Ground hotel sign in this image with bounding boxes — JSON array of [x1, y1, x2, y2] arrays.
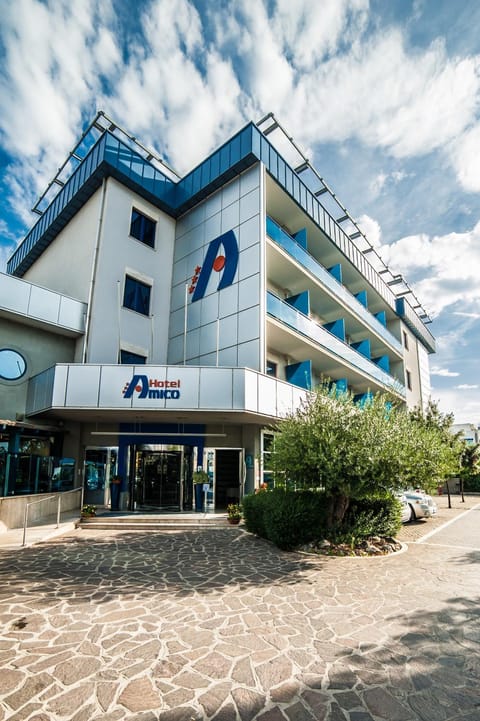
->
[[122, 375, 181, 400]]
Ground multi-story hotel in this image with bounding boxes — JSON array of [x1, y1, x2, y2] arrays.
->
[[0, 112, 435, 517]]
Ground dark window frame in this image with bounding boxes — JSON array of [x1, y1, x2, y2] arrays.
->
[[266, 360, 277, 377], [130, 208, 156, 248], [120, 350, 147, 364], [406, 369, 412, 391], [123, 275, 151, 316]]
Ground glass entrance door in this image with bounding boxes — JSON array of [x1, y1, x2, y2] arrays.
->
[[135, 450, 182, 510]]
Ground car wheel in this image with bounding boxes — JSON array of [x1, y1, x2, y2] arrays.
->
[[408, 503, 416, 521]]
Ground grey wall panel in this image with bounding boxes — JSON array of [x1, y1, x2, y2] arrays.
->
[[238, 275, 260, 312], [65, 366, 101, 406], [218, 346, 238, 367], [238, 306, 260, 343], [238, 339, 260, 370], [239, 244, 261, 281], [199, 368, 233, 408], [240, 188, 260, 224], [221, 201, 239, 233]]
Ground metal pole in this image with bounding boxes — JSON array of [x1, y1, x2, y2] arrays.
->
[[183, 283, 188, 364], [56, 495, 61, 528], [22, 504, 29, 547]]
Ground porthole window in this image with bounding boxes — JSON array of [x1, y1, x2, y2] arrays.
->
[[0, 348, 27, 380]]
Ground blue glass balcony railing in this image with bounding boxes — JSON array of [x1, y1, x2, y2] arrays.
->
[[267, 291, 405, 395], [266, 216, 403, 355]]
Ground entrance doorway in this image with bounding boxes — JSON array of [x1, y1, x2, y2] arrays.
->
[[134, 450, 182, 511], [207, 449, 243, 509]]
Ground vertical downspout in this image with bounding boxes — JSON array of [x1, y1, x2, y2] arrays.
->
[[82, 178, 108, 363]]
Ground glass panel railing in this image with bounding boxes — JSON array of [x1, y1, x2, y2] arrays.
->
[[266, 217, 403, 354], [267, 291, 405, 395]]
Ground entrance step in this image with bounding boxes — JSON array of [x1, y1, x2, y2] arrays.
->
[[76, 512, 233, 532]]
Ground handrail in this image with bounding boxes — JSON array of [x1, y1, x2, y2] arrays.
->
[[22, 487, 83, 547]]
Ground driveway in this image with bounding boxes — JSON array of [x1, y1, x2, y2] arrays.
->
[[1, 496, 479, 721]]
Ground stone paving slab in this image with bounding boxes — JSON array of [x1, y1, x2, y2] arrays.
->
[[0, 496, 479, 720]]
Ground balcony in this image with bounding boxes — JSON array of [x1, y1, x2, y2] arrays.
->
[[267, 292, 405, 397], [266, 217, 403, 357]]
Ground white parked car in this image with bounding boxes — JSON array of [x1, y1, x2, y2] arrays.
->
[[396, 493, 413, 523], [403, 490, 438, 520]]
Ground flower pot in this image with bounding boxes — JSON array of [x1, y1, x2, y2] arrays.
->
[[227, 517, 240, 525], [194, 483, 204, 512]]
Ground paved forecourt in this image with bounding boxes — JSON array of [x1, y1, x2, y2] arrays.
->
[[1, 495, 479, 721]]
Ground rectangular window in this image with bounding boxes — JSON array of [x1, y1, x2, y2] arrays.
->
[[266, 360, 277, 377], [130, 209, 156, 248], [406, 369, 412, 391], [403, 330, 409, 350], [120, 350, 147, 364], [123, 275, 151, 315]]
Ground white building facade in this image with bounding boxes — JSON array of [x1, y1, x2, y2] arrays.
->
[[1, 113, 435, 513]]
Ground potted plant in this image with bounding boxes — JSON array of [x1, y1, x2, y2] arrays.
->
[[193, 470, 209, 512], [227, 503, 242, 525], [81, 504, 96, 518]]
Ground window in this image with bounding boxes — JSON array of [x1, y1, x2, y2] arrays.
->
[[130, 209, 156, 248], [120, 350, 146, 364], [406, 369, 412, 391], [266, 360, 277, 377], [123, 275, 151, 315], [403, 331, 409, 350]]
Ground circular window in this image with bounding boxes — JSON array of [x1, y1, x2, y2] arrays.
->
[[0, 349, 27, 380]]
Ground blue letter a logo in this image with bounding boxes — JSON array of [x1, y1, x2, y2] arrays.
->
[[123, 375, 149, 399], [191, 230, 238, 302]]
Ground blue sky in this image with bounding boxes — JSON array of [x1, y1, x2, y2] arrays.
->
[[1, 0, 479, 424]]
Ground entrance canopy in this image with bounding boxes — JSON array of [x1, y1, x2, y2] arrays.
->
[[25, 364, 309, 425]]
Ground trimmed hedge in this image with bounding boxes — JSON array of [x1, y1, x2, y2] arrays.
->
[[242, 489, 402, 550]]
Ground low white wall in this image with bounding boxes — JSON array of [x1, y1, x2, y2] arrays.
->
[[0, 489, 83, 530]]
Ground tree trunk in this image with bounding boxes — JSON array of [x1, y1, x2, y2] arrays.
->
[[325, 492, 350, 528], [445, 479, 451, 509]]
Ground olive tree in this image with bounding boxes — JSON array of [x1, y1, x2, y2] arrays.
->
[[271, 385, 461, 527]]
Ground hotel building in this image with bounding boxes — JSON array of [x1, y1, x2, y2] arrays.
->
[[0, 112, 435, 517]]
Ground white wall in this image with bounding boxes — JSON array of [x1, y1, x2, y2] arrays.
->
[[22, 189, 100, 300], [86, 178, 176, 364], [168, 165, 264, 371]]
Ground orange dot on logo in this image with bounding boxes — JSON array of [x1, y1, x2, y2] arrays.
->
[[135, 385, 142, 392], [212, 255, 225, 272]]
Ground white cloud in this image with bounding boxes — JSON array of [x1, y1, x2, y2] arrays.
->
[[450, 123, 480, 192], [271, 0, 369, 70], [431, 368, 460, 377], [356, 214, 382, 248], [281, 30, 480, 163], [455, 384, 479, 390], [378, 221, 480, 315], [431, 387, 480, 425]]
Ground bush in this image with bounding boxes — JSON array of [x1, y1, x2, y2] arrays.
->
[[243, 488, 328, 550], [463, 475, 480, 492], [336, 495, 402, 542], [243, 489, 402, 551]]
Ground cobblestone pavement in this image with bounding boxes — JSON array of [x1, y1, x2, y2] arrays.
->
[[1, 496, 479, 721]]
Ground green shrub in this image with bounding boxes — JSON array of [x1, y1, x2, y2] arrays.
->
[[242, 490, 272, 537], [243, 489, 402, 551], [463, 475, 480, 492], [337, 495, 402, 542], [243, 488, 328, 550]]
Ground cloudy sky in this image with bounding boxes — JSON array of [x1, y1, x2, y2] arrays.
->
[[1, 0, 479, 425]]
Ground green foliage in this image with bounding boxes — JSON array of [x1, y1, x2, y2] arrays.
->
[[242, 489, 402, 550], [226, 503, 242, 519], [270, 384, 463, 525], [242, 489, 327, 550], [336, 495, 402, 542], [463, 474, 480, 491]]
